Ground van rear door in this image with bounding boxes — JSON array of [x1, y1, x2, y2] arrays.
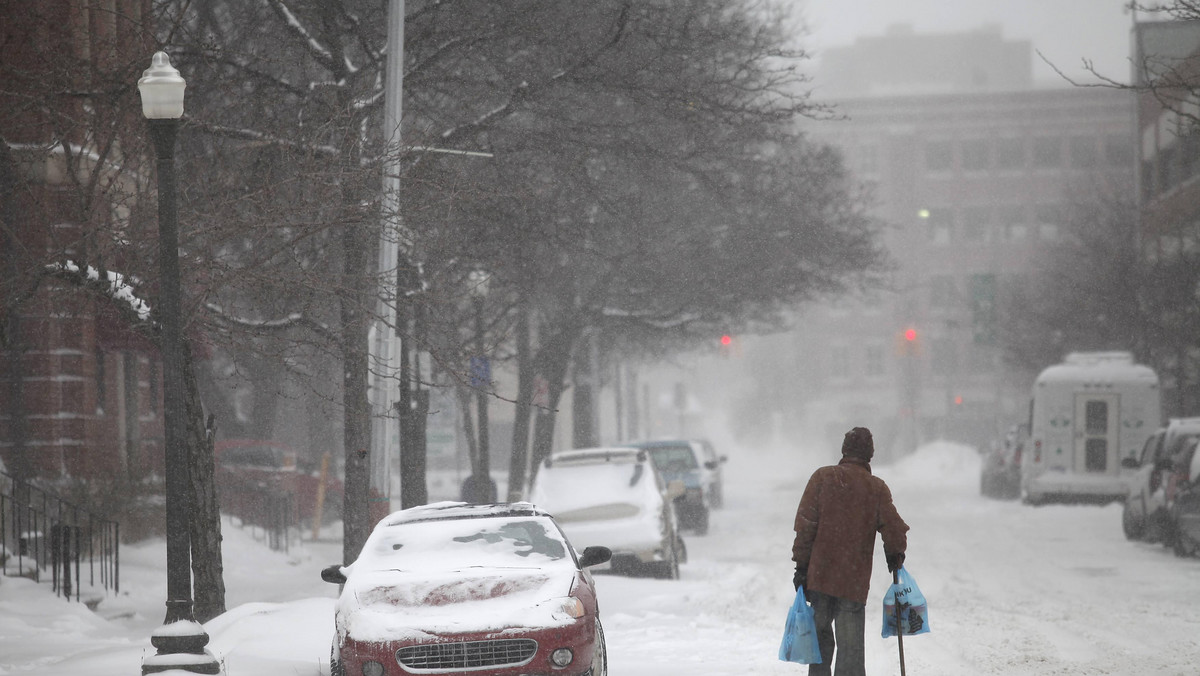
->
[[1075, 393, 1119, 473]]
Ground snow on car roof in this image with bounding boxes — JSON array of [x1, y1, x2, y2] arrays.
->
[[378, 501, 546, 528], [547, 447, 646, 465], [1036, 351, 1158, 385]]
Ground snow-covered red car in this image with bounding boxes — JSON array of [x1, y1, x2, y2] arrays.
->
[[322, 502, 611, 676]]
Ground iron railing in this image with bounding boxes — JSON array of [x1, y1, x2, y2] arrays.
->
[[0, 471, 120, 603], [219, 476, 296, 552]]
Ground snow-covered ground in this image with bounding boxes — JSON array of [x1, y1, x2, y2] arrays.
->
[[3, 439, 1200, 675]]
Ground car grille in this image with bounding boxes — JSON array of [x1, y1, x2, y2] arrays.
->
[[396, 639, 538, 671]]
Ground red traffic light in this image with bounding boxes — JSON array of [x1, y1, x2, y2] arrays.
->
[[720, 334, 733, 346], [904, 328, 917, 341]]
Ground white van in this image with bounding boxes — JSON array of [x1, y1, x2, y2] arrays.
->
[[1023, 352, 1161, 504]]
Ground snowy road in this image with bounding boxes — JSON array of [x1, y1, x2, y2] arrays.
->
[[5, 441, 1200, 675]]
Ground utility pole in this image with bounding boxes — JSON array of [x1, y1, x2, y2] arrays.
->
[[370, 0, 405, 512]]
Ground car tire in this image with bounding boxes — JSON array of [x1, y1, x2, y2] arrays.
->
[[1122, 500, 1144, 541], [648, 543, 680, 580], [590, 621, 608, 676], [693, 506, 710, 536], [330, 645, 344, 676]]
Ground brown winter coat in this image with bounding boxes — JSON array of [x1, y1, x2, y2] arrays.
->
[[792, 456, 908, 605]]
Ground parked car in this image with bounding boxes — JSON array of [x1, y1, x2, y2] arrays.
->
[[692, 438, 729, 509], [1169, 438, 1200, 557], [529, 447, 686, 579], [624, 439, 714, 534], [1122, 417, 1200, 543], [980, 426, 1025, 500], [322, 502, 611, 676]]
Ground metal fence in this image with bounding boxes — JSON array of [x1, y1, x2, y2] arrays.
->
[[0, 471, 120, 603], [218, 476, 296, 552]]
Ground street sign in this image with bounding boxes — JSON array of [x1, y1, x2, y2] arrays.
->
[[469, 355, 491, 387]]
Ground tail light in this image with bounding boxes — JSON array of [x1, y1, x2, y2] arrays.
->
[[1033, 440, 1042, 464]]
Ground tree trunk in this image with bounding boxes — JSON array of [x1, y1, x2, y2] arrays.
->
[[184, 344, 225, 623], [528, 335, 574, 485], [507, 296, 533, 501], [341, 226, 373, 563]]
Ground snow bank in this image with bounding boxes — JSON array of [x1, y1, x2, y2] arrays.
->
[[878, 440, 981, 490]]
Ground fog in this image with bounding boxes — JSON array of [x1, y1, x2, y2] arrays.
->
[[800, 0, 1134, 86]]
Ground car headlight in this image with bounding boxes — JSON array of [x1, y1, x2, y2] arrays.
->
[[550, 648, 574, 667], [361, 661, 385, 676], [550, 596, 585, 619]]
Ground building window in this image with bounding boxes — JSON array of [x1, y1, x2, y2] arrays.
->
[[994, 137, 1025, 170], [961, 139, 990, 171], [148, 358, 159, 414], [1069, 136, 1098, 168], [1180, 130, 1200, 184], [1105, 136, 1133, 168], [930, 275, 958, 309], [1034, 203, 1063, 240], [1032, 137, 1062, 168], [960, 206, 991, 242], [95, 347, 106, 415], [925, 141, 953, 172], [927, 207, 954, 244], [996, 205, 1028, 240], [1159, 144, 1178, 191]]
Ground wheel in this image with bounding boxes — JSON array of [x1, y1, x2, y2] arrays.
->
[[1122, 501, 1144, 541], [330, 644, 344, 676], [693, 506, 710, 536], [590, 621, 608, 676], [647, 543, 680, 580]]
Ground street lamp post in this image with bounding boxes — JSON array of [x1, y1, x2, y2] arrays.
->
[[138, 51, 220, 676]]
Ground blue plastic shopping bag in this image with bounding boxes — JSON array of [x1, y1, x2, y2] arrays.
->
[[779, 585, 822, 664], [882, 565, 930, 638]]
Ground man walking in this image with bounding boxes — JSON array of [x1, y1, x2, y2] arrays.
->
[[792, 427, 909, 675]]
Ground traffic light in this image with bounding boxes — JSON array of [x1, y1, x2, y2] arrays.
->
[[718, 334, 738, 357], [896, 328, 921, 356]]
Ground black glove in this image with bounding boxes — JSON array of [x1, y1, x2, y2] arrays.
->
[[886, 552, 905, 573], [793, 565, 807, 591]]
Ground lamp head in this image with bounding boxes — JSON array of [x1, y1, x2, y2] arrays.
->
[[138, 51, 186, 120]]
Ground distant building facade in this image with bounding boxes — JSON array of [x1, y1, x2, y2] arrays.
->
[[1133, 18, 1200, 415], [791, 25, 1135, 456], [0, 1, 164, 481]]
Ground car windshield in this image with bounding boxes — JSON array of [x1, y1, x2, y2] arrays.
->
[[355, 517, 572, 573], [532, 462, 649, 514], [648, 446, 699, 471]]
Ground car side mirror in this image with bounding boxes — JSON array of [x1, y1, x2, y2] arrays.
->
[[321, 564, 347, 585], [719, 455, 728, 463], [666, 479, 686, 500], [1120, 456, 1141, 470], [704, 460, 719, 470], [579, 546, 612, 568]]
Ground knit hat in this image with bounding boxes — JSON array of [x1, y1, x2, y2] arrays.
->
[[841, 426, 874, 460]]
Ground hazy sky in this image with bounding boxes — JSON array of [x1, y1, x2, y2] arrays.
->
[[796, 0, 1136, 86]]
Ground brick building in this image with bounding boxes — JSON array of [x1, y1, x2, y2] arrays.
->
[[0, 1, 165, 482]]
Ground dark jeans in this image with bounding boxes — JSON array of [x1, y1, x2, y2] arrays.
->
[[807, 590, 866, 676]]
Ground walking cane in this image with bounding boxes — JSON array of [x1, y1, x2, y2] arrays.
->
[[893, 569, 907, 676]]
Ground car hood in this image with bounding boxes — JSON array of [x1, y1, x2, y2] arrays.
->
[[336, 567, 578, 643]]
